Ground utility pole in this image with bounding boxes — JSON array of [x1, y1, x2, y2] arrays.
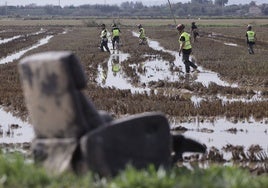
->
[[167, 0, 176, 25], [222, 0, 224, 16], [5, 1, 7, 16]]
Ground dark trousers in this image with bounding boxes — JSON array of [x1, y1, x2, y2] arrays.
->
[[182, 49, 197, 73], [100, 39, 110, 52], [247, 42, 255, 54], [193, 31, 199, 42], [112, 36, 120, 50], [139, 37, 147, 45]]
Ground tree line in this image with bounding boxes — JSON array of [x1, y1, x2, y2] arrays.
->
[[0, 1, 267, 18]]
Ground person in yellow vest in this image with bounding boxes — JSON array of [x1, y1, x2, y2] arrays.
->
[[100, 24, 110, 53], [246, 25, 256, 54], [138, 24, 147, 45], [111, 23, 121, 50], [177, 24, 198, 74]]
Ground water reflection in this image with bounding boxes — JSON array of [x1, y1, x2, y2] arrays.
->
[[0, 35, 53, 64], [111, 54, 121, 75], [96, 31, 264, 106], [170, 116, 268, 159], [0, 28, 46, 45], [97, 52, 148, 92], [98, 31, 239, 90], [0, 35, 21, 44], [0, 107, 34, 143], [224, 42, 238, 47], [132, 57, 182, 83], [141, 33, 237, 88]]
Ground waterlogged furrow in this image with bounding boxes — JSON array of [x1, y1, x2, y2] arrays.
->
[[0, 35, 22, 44], [0, 28, 46, 45], [97, 31, 267, 107], [0, 35, 53, 64], [0, 106, 34, 143], [171, 116, 268, 160]]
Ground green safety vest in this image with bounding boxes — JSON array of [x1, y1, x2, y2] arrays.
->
[[247, 31, 255, 42], [113, 29, 120, 37], [139, 28, 146, 39], [179, 32, 192, 50], [112, 64, 120, 72]]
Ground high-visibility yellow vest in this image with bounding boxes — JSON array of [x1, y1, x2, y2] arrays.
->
[[247, 31, 255, 42], [112, 64, 120, 72], [179, 32, 192, 50], [139, 28, 146, 39], [113, 29, 120, 37]]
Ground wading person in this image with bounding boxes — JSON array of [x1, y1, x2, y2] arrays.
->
[[246, 25, 256, 54], [100, 24, 110, 53], [191, 22, 199, 42], [138, 24, 147, 45], [111, 23, 121, 50], [177, 24, 198, 74]]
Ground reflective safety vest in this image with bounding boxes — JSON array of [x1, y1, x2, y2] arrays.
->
[[113, 28, 120, 37], [112, 64, 120, 72], [247, 31, 255, 42], [139, 28, 146, 39], [179, 32, 192, 50]]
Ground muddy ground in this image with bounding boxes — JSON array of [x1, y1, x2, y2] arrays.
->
[[0, 19, 267, 174], [1, 22, 267, 119]]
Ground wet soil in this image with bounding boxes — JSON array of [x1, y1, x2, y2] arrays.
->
[[0, 20, 267, 173], [0, 24, 267, 119]]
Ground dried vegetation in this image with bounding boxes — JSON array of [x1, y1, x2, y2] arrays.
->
[[0, 19, 267, 171]]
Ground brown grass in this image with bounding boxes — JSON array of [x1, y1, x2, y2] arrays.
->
[[0, 19, 267, 121]]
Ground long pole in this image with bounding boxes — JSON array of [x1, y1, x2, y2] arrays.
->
[[167, 0, 177, 25]]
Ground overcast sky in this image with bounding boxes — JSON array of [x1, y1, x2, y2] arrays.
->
[[2, 0, 267, 6]]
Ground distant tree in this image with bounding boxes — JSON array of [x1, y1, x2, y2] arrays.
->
[[120, 1, 135, 9], [191, 0, 211, 4], [249, 1, 256, 6], [214, 0, 228, 6], [262, 5, 268, 15], [134, 2, 144, 9], [0, 0, 262, 18]]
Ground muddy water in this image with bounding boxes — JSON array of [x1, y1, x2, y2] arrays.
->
[[97, 32, 251, 105], [0, 35, 53, 64], [0, 30, 56, 146], [95, 31, 268, 156], [0, 29, 266, 159], [171, 117, 268, 158], [224, 42, 238, 47], [2, 102, 267, 159], [103, 32, 238, 88], [0, 35, 22, 44], [0, 29, 45, 45], [143, 34, 238, 88], [96, 51, 148, 93], [0, 107, 34, 143]]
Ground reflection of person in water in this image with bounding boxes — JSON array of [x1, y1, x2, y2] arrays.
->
[[111, 55, 121, 76], [101, 62, 108, 84]]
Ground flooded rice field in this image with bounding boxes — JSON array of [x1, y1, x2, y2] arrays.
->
[[0, 107, 33, 153], [0, 20, 267, 172]]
